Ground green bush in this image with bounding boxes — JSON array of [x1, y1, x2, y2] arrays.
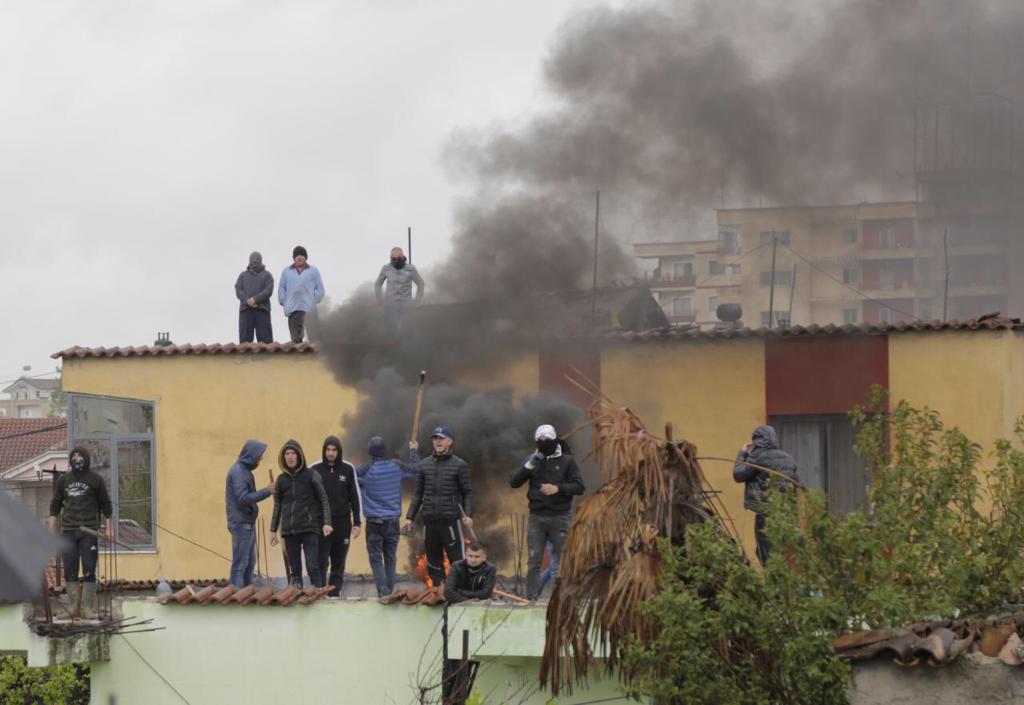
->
[[0, 655, 88, 705]]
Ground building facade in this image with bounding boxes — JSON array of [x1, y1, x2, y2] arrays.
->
[[0, 377, 60, 419]]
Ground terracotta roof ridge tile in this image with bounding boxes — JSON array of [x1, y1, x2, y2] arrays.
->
[[52, 342, 319, 359]]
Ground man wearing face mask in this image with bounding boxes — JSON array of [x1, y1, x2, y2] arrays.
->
[[48, 448, 113, 619], [235, 251, 275, 343], [510, 424, 585, 600], [375, 247, 424, 325]]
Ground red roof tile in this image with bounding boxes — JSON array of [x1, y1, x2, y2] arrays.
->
[[0, 419, 67, 473], [603, 317, 1024, 342], [52, 342, 317, 360]]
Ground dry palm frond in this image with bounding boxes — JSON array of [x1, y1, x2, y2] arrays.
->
[[542, 375, 737, 695]]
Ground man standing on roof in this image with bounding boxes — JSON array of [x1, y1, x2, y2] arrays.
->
[[270, 440, 332, 588], [235, 251, 275, 343], [444, 542, 496, 604], [375, 246, 424, 326], [733, 425, 799, 566], [278, 246, 325, 344], [510, 424, 584, 600], [310, 436, 361, 596], [403, 425, 473, 588], [49, 447, 112, 619], [224, 439, 275, 588], [355, 436, 420, 597]]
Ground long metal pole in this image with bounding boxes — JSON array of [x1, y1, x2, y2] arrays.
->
[[943, 227, 949, 321], [787, 262, 797, 325], [591, 190, 600, 320], [408, 226, 412, 264], [767, 235, 778, 326]]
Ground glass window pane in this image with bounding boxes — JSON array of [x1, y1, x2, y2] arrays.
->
[[72, 396, 153, 435], [117, 441, 154, 547]]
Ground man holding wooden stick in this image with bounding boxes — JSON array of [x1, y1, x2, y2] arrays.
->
[[224, 439, 274, 588], [733, 425, 799, 565], [404, 425, 473, 588]]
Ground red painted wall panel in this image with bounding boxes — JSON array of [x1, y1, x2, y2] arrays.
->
[[765, 337, 888, 416]]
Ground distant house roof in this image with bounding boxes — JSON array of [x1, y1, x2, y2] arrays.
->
[[53, 342, 317, 360], [0, 419, 67, 473], [2, 376, 60, 394], [602, 317, 1024, 342]]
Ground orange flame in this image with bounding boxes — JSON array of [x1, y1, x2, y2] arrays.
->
[[414, 553, 451, 587]]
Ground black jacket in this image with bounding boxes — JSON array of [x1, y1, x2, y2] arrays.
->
[[733, 426, 799, 512], [406, 451, 472, 522], [310, 436, 361, 526], [509, 450, 585, 515], [49, 447, 113, 530], [444, 559, 496, 603], [270, 440, 332, 535]]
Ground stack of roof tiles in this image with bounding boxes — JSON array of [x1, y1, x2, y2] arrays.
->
[[158, 583, 333, 607]]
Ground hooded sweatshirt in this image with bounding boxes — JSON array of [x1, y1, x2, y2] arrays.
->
[[235, 252, 275, 313], [310, 436, 361, 527], [270, 439, 332, 535], [733, 425, 799, 512], [225, 439, 272, 526], [50, 447, 113, 530], [354, 437, 420, 520]]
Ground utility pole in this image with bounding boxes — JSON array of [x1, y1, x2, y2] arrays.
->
[[767, 234, 778, 326], [943, 227, 949, 321]]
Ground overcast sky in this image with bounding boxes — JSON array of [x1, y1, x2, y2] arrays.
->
[[0, 0, 605, 383]]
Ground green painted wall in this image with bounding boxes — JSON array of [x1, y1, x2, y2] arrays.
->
[[0, 601, 631, 705]]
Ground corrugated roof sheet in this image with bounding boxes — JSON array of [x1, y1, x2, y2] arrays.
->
[[604, 317, 1024, 342], [0, 420, 67, 473], [52, 342, 317, 359]]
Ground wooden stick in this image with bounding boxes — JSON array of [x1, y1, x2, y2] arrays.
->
[[696, 456, 807, 491], [494, 589, 530, 605], [458, 504, 478, 542], [410, 370, 427, 444]]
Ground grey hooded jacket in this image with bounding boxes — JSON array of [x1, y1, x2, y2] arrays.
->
[[225, 439, 272, 526], [733, 425, 798, 512], [235, 252, 275, 313], [375, 263, 424, 305]]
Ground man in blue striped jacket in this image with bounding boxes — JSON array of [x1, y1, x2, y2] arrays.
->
[[355, 437, 420, 597]]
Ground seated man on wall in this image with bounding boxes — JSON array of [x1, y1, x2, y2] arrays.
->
[[444, 542, 496, 604]]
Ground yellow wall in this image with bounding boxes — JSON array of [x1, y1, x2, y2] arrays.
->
[[888, 330, 1014, 459], [600, 339, 766, 558], [61, 350, 541, 582]]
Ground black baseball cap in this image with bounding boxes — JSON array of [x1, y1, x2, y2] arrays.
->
[[431, 425, 453, 439]]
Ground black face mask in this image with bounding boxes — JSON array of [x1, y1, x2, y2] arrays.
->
[[537, 439, 559, 456], [391, 257, 406, 269], [70, 458, 85, 472]]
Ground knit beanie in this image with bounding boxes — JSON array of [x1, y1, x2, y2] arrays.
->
[[293, 245, 308, 260]]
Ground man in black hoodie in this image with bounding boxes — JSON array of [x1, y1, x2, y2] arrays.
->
[[733, 425, 799, 565], [510, 424, 585, 600], [235, 251, 275, 343], [403, 425, 473, 587], [48, 447, 113, 619], [310, 436, 361, 596], [270, 440, 332, 588]]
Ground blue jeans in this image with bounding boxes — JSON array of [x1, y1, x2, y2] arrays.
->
[[537, 541, 559, 594], [527, 512, 570, 599], [229, 523, 257, 588], [365, 518, 400, 597]]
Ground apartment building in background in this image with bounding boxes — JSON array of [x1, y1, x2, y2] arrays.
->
[[0, 377, 60, 418]]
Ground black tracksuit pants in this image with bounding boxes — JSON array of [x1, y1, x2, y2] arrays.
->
[[318, 517, 351, 596], [61, 529, 98, 583], [424, 519, 465, 587]]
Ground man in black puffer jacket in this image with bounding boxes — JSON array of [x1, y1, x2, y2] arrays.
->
[[510, 424, 584, 600], [444, 542, 496, 604], [270, 439, 332, 588], [733, 425, 798, 565], [403, 425, 473, 587]]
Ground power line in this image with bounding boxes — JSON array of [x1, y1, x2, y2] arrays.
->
[[152, 521, 231, 563], [0, 370, 60, 388], [0, 423, 67, 441], [782, 244, 923, 323], [119, 635, 194, 705]]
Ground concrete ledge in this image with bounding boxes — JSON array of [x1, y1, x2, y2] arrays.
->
[[851, 653, 1024, 705]]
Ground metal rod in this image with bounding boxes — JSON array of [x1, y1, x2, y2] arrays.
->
[[787, 262, 797, 325], [591, 189, 600, 320], [408, 226, 413, 264], [943, 227, 950, 321], [768, 234, 778, 326]]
